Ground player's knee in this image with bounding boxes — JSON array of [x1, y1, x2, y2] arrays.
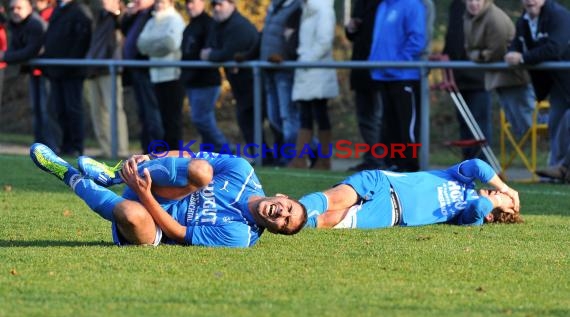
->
[[114, 201, 152, 229], [188, 159, 213, 188]]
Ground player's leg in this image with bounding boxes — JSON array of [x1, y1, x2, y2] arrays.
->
[[79, 156, 193, 187], [31, 143, 124, 221], [112, 200, 159, 245]]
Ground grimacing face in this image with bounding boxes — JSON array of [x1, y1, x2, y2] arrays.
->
[[253, 195, 307, 235]]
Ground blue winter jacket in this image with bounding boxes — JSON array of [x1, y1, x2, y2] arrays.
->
[[368, 0, 426, 81]]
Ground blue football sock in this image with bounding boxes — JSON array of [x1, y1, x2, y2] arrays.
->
[[71, 177, 124, 221], [138, 157, 191, 187]]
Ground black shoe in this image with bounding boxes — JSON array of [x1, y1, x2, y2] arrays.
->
[[536, 165, 569, 182]]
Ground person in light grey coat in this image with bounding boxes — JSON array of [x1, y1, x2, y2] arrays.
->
[[289, 0, 338, 170]]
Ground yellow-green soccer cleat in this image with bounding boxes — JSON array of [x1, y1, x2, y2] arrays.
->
[[78, 156, 123, 187], [30, 143, 79, 185]]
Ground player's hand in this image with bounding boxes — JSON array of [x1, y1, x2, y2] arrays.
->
[[120, 160, 152, 196], [500, 186, 519, 212], [491, 192, 515, 214], [129, 154, 150, 165]]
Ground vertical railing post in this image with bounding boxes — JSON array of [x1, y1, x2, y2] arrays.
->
[[420, 64, 430, 170], [252, 62, 263, 166], [109, 62, 118, 159]]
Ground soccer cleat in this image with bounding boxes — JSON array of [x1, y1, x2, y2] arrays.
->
[[78, 156, 123, 187], [30, 143, 79, 186]]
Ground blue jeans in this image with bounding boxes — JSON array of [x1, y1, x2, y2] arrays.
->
[[29, 75, 59, 151], [456, 89, 492, 160], [496, 84, 535, 138], [264, 70, 299, 146], [186, 86, 229, 151], [548, 84, 570, 166], [130, 69, 163, 153]]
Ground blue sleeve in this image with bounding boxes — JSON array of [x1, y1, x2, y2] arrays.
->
[[185, 223, 254, 248], [455, 197, 493, 226], [402, 1, 427, 60], [446, 159, 496, 184], [340, 170, 382, 201], [299, 192, 328, 229], [194, 152, 251, 175]]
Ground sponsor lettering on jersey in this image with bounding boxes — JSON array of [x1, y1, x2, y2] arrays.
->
[[437, 181, 467, 216]]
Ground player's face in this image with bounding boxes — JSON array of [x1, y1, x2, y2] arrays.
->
[[254, 196, 306, 235]]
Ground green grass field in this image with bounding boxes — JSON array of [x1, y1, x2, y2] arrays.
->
[[1, 154, 569, 317]]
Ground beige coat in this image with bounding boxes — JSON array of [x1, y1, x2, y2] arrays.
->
[[464, 1, 530, 90]]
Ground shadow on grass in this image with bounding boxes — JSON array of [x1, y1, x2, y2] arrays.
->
[[0, 240, 114, 247]]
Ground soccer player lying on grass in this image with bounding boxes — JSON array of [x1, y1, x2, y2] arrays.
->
[[299, 159, 523, 229], [30, 143, 307, 247]]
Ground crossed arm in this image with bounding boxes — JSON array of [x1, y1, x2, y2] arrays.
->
[[119, 156, 213, 243]]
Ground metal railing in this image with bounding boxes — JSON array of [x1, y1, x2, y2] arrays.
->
[[27, 58, 570, 169]]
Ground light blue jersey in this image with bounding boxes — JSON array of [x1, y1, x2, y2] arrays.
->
[[121, 153, 265, 247], [301, 159, 496, 229]]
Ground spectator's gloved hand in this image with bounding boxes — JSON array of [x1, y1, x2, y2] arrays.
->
[[268, 54, 284, 64]]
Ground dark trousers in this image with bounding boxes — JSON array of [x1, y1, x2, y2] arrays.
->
[[154, 80, 184, 150], [356, 89, 384, 167], [49, 77, 85, 155], [129, 69, 163, 153], [227, 70, 255, 145], [378, 80, 421, 171]]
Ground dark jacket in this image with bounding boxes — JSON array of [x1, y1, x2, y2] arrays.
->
[[442, 0, 486, 91], [509, 0, 570, 101], [121, 8, 153, 61], [85, 9, 122, 77], [4, 13, 46, 72], [345, 0, 381, 91], [180, 11, 221, 88], [42, 1, 92, 79], [208, 10, 259, 87], [260, 0, 302, 61]]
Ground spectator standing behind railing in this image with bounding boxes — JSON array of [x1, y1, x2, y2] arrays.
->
[[464, 0, 535, 138], [34, 0, 55, 21], [287, 0, 338, 170], [368, 0, 426, 172], [0, 0, 56, 150], [84, 0, 130, 158], [137, 0, 185, 151], [535, 109, 570, 183], [121, 0, 163, 154], [180, 0, 230, 153], [200, 0, 259, 151], [442, 0, 491, 161], [259, 0, 302, 166], [42, 0, 92, 156], [344, 0, 383, 172], [505, 0, 570, 168]]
